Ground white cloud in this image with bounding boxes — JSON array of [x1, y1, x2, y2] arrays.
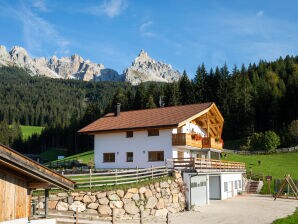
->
[[2, 2, 70, 57], [139, 21, 156, 37], [257, 10, 264, 16], [87, 0, 127, 18], [32, 0, 48, 12]]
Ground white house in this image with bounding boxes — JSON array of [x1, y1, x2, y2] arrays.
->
[[79, 102, 246, 207]]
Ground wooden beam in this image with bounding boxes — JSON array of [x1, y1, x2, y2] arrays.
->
[[28, 182, 51, 189]]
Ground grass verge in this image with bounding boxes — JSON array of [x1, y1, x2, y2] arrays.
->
[[272, 208, 298, 224]]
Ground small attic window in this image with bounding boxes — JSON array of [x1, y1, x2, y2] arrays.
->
[[126, 131, 133, 138], [148, 129, 159, 136]]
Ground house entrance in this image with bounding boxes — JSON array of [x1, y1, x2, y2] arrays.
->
[[209, 175, 221, 200]]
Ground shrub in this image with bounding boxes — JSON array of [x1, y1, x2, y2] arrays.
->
[[247, 131, 280, 152], [288, 120, 298, 143]]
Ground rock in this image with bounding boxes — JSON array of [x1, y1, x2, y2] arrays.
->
[[132, 194, 140, 201], [48, 201, 58, 210], [98, 197, 109, 205], [145, 197, 157, 209], [74, 196, 83, 201], [67, 196, 73, 204], [154, 182, 160, 188], [127, 188, 138, 194], [155, 208, 168, 217], [82, 195, 93, 203], [49, 195, 60, 200], [56, 201, 69, 211], [172, 194, 179, 203], [156, 187, 161, 193], [113, 208, 125, 217], [124, 192, 133, 199], [36, 201, 44, 209], [144, 189, 152, 199], [160, 182, 169, 188], [108, 194, 120, 201], [139, 187, 146, 194], [98, 205, 112, 216], [106, 191, 116, 196], [69, 201, 86, 212], [116, 190, 125, 198], [110, 200, 124, 209], [173, 171, 182, 179], [156, 198, 165, 209], [96, 192, 107, 199], [124, 201, 139, 215], [149, 184, 155, 190], [156, 193, 161, 199], [71, 192, 79, 197], [57, 192, 68, 197], [87, 203, 99, 210], [86, 209, 98, 214], [122, 198, 132, 204]]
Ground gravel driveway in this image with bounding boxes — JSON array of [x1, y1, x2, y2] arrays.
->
[[170, 195, 298, 224]]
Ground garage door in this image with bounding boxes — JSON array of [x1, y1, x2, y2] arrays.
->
[[190, 175, 208, 206]]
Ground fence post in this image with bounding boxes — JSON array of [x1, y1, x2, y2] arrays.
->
[[151, 165, 153, 179], [167, 212, 170, 224], [115, 169, 118, 185], [89, 168, 92, 189], [112, 208, 116, 224], [140, 210, 143, 224]]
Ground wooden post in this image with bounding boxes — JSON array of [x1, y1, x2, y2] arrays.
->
[[89, 168, 92, 189], [44, 189, 49, 218], [112, 208, 116, 224], [140, 210, 143, 224], [115, 169, 118, 185], [76, 207, 78, 224]]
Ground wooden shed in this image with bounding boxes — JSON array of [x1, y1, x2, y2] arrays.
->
[[0, 144, 74, 223]]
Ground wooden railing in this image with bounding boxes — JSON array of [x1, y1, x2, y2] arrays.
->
[[172, 133, 202, 147], [62, 166, 170, 189], [172, 134, 223, 149], [171, 158, 245, 172]]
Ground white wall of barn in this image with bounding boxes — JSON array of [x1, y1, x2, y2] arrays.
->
[[94, 129, 173, 169]]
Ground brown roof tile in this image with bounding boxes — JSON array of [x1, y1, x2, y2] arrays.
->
[[78, 102, 213, 133]]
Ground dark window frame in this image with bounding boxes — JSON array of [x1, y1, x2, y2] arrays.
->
[[148, 129, 159, 137], [103, 153, 115, 163], [148, 151, 164, 162], [126, 131, 133, 138], [126, 152, 133, 162]]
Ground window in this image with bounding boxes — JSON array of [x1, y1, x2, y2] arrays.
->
[[126, 131, 133, 138], [126, 152, 133, 162], [148, 129, 159, 136], [148, 151, 164, 161], [103, 153, 115, 163], [238, 180, 242, 189], [178, 151, 184, 159], [224, 182, 228, 192], [235, 180, 238, 189]]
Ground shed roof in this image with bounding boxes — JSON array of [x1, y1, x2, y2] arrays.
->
[[78, 102, 217, 134], [0, 144, 75, 191]]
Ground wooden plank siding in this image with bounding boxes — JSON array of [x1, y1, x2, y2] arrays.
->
[[0, 169, 29, 222]]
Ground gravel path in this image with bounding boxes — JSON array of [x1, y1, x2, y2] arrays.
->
[[170, 195, 298, 224]]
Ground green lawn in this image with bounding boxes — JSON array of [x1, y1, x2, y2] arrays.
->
[[225, 152, 298, 179], [47, 150, 94, 164], [20, 125, 44, 140], [39, 147, 69, 162], [272, 208, 298, 224]]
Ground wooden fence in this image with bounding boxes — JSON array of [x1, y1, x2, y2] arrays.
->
[[62, 166, 170, 189], [172, 158, 246, 172]]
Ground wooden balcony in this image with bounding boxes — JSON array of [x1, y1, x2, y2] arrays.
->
[[171, 158, 246, 172], [202, 137, 223, 150], [172, 133, 202, 148], [172, 134, 223, 150]]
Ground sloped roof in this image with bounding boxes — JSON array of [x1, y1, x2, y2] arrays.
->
[[0, 144, 75, 190], [78, 102, 214, 134]]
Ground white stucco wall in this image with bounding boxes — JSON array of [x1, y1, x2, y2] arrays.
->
[[94, 129, 173, 169], [220, 173, 243, 200]]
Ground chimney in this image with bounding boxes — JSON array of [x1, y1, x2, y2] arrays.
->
[[115, 103, 121, 116]]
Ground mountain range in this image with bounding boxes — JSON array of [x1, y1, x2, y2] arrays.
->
[[0, 46, 181, 85]]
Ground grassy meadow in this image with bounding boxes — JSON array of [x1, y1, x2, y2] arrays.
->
[[20, 125, 44, 140]]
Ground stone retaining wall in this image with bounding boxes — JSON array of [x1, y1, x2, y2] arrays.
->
[[34, 171, 186, 220]]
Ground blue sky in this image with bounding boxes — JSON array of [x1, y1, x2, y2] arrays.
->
[[0, 0, 297, 78]]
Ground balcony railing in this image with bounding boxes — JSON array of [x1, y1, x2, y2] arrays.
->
[[171, 158, 246, 172], [172, 134, 223, 149]]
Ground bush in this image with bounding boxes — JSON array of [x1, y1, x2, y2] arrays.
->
[[247, 130, 280, 152], [288, 120, 298, 143]]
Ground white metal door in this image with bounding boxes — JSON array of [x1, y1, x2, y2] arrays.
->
[[190, 175, 208, 206]]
